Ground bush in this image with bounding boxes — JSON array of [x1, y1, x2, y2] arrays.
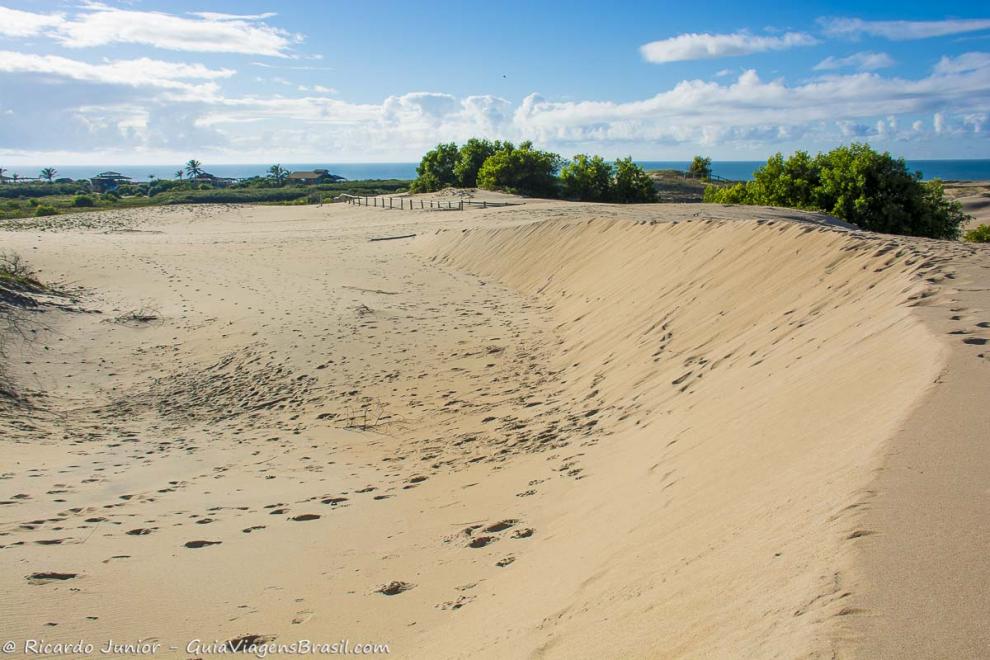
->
[[410, 142, 459, 192], [453, 139, 512, 188], [73, 195, 96, 207], [965, 224, 990, 243], [560, 154, 613, 202], [689, 156, 712, 180], [704, 144, 967, 239], [476, 141, 561, 197], [34, 205, 58, 217], [612, 157, 657, 203]]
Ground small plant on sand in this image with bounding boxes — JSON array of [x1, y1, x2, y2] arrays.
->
[[964, 224, 990, 243], [688, 155, 712, 180], [34, 205, 58, 217], [0, 251, 43, 289]]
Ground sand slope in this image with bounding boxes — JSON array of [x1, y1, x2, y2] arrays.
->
[[1, 201, 988, 658]]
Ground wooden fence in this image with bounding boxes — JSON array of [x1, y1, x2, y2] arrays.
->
[[337, 194, 519, 211]]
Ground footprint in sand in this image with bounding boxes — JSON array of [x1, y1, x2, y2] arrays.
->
[[290, 514, 320, 522], [27, 572, 79, 585], [377, 581, 414, 596]]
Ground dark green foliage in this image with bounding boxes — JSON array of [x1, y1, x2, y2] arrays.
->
[[476, 141, 561, 197], [560, 154, 613, 201], [411, 142, 459, 192], [72, 195, 95, 207], [453, 139, 513, 187], [0, 182, 90, 199], [34, 205, 58, 217], [964, 224, 990, 243], [612, 157, 658, 203], [689, 156, 712, 180], [703, 144, 967, 239]]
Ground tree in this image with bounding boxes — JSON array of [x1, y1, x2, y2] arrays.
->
[[40, 167, 57, 183], [411, 142, 459, 192], [703, 144, 968, 239], [185, 160, 203, 178], [476, 142, 561, 197], [612, 157, 657, 203], [175, 170, 184, 180], [560, 154, 613, 201], [268, 164, 288, 186], [0, 167, 6, 183], [454, 139, 512, 188], [689, 156, 712, 180]]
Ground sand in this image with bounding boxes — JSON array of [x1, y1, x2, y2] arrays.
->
[[1, 198, 988, 658]]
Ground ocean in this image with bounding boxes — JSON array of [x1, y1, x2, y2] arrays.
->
[[6, 160, 990, 183]]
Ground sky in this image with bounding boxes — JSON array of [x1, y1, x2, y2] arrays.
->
[[0, 0, 989, 165]]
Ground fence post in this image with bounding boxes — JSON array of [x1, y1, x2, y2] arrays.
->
[[459, 200, 463, 211], [482, 200, 487, 209], [389, 197, 393, 209]]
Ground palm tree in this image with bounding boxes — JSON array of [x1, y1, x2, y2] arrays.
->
[[268, 164, 288, 186], [40, 167, 57, 183], [174, 170, 184, 180], [12, 173, 19, 184], [185, 160, 203, 178], [0, 167, 7, 184]]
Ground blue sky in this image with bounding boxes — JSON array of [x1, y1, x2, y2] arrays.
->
[[0, 0, 988, 164]]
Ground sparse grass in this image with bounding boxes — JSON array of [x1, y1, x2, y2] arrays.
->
[[0, 251, 45, 290], [964, 224, 990, 243], [113, 306, 163, 325], [0, 251, 48, 401], [0, 180, 411, 221]]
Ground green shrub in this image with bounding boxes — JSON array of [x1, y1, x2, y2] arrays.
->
[[410, 142, 459, 192], [612, 157, 657, 203], [560, 154, 613, 202], [689, 155, 712, 180], [704, 144, 967, 239], [454, 139, 513, 188], [703, 182, 750, 204], [34, 205, 58, 217], [476, 141, 561, 197], [964, 224, 990, 243], [73, 195, 96, 207]]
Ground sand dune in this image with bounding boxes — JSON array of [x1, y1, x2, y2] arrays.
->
[[1, 200, 988, 658]]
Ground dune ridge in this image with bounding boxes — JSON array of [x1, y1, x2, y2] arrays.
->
[[421, 212, 945, 656]]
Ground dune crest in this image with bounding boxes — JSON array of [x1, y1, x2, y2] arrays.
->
[[422, 213, 944, 656]]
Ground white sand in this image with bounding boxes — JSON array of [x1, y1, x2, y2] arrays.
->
[[1, 200, 988, 657]]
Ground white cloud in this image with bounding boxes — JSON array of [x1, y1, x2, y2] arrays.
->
[[0, 4, 299, 56], [933, 52, 990, 75], [0, 50, 234, 92], [814, 51, 895, 71], [821, 17, 990, 41], [934, 112, 945, 133], [640, 31, 817, 63], [0, 6, 65, 37]]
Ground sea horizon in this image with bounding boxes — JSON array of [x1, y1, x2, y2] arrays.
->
[[4, 159, 990, 183]]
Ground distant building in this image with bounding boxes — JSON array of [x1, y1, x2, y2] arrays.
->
[[91, 171, 132, 192], [286, 169, 344, 184], [190, 172, 237, 188]]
